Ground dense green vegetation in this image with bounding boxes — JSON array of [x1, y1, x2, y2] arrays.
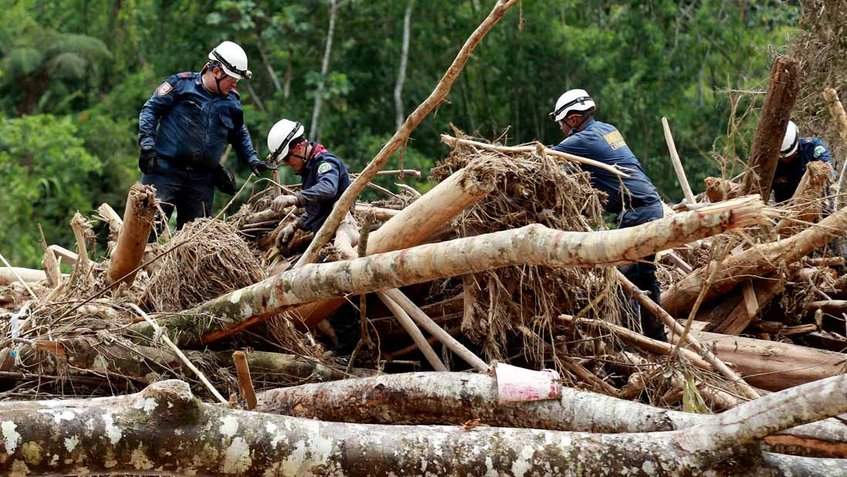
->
[[0, 0, 800, 267]]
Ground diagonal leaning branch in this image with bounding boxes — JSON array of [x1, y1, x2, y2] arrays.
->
[[130, 196, 766, 347], [294, 0, 520, 268]]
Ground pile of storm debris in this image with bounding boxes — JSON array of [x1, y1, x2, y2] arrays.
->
[[3, 3, 847, 471], [1, 122, 847, 474]]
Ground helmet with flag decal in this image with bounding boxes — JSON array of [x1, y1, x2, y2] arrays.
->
[[208, 41, 252, 80], [549, 89, 595, 122], [267, 119, 306, 162]]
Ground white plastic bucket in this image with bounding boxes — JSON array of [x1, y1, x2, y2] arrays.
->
[[495, 362, 562, 403]]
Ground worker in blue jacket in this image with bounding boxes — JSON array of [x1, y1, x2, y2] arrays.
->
[[138, 41, 275, 231], [550, 89, 667, 342], [267, 119, 351, 246], [772, 120, 834, 203]]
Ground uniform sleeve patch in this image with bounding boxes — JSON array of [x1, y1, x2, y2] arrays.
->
[[317, 162, 334, 174], [157, 82, 174, 96], [604, 130, 627, 151], [814, 145, 826, 158]]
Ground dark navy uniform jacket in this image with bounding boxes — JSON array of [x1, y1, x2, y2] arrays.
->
[[772, 137, 833, 203], [553, 119, 662, 225], [294, 143, 351, 232], [138, 72, 258, 170]]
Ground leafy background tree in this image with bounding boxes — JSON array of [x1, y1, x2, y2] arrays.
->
[[0, 0, 802, 267]]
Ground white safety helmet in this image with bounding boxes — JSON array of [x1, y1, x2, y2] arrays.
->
[[549, 89, 596, 122], [780, 120, 799, 158], [208, 41, 252, 80], [267, 119, 305, 162]]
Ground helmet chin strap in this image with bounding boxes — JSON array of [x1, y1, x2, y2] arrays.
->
[[214, 72, 224, 95], [289, 143, 311, 163]]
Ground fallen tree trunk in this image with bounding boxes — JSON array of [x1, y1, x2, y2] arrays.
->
[[106, 183, 157, 286], [205, 160, 500, 341], [1, 379, 845, 476], [662, 204, 847, 316], [256, 371, 847, 458], [682, 329, 847, 391], [134, 196, 766, 347], [740, 56, 800, 201]]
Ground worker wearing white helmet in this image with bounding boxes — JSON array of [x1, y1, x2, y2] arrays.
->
[[773, 120, 833, 203], [138, 40, 275, 236], [266, 119, 351, 247], [549, 88, 666, 342]]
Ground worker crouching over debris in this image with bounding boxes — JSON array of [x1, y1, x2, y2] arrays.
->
[[549, 88, 667, 342], [267, 119, 353, 251]]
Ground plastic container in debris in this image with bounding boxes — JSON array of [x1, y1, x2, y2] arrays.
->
[[495, 362, 562, 403]]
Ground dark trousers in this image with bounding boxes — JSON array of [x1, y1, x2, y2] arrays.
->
[[618, 202, 668, 342], [141, 158, 215, 240]]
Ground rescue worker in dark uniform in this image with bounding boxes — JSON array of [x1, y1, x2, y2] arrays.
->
[[267, 119, 351, 246], [138, 41, 276, 231], [549, 89, 667, 342], [772, 120, 834, 203]]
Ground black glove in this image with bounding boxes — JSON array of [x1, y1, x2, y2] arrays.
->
[[139, 148, 157, 174], [249, 159, 278, 176]]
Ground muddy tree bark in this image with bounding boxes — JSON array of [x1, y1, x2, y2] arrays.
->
[[740, 56, 800, 201], [105, 183, 156, 286]]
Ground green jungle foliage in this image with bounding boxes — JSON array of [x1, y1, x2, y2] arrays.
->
[[0, 0, 801, 267]]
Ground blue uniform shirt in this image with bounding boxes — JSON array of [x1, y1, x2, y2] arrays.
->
[[294, 143, 351, 232], [552, 119, 661, 215], [138, 72, 258, 170], [772, 137, 833, 203]]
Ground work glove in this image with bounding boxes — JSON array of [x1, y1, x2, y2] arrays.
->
[[271, 194, 302, 214], [138, 148, 157, 174], [249, 159, 277, 176], [277, 222, 298, 246]]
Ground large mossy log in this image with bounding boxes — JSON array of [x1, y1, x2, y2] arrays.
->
[[256, 371, 847, 458], [0, 379, 845, 476], [131, 196, 766, 347]]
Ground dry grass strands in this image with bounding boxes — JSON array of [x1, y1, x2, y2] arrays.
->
[[431, 133, 622, 365], [145, 219, 264, 312]]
